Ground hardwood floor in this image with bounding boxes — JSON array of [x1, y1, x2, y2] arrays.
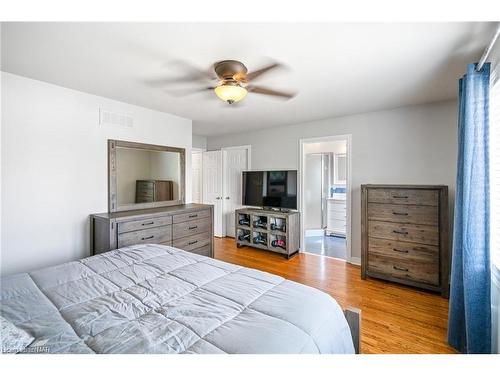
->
[[214, 237, 456, 354]]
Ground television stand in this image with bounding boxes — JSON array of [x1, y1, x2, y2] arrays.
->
[[235, 208, 300, 259]]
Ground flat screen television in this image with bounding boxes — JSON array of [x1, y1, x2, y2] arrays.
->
[[242, 170, 297, 210]]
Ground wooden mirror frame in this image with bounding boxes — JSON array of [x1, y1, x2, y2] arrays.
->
[[108, 139, 186, 212]]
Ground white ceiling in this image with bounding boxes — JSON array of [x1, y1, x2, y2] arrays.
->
[[1, 22, 496, 136]]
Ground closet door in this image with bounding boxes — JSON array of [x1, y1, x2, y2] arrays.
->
[[223, 148, 249, 237], [191, 151, 203, 203], [203, 151, 223, 237]]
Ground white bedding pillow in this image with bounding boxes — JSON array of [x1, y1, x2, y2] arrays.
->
[[1, 316, 34, 354]]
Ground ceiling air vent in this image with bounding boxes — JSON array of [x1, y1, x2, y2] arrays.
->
[[99, 108, 133, 128]]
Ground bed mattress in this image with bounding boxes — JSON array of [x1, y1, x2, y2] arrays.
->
[[0, 244, 354, 354]]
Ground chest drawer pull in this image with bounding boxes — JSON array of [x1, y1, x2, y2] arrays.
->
[[188, 214, 198, 218], [393, 265, 409, 272], [392, 195, 409, 199], [188, 225, 198, 230], [393, 248, 409, 253], [142, 221, 155, 226], [392, 229, 408, 235], [392, 212, 408, 216], [188, 240, 198, 245], [141, 235, 154, 240]]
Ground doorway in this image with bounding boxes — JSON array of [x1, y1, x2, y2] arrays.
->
[[299, 135, 351, 261]]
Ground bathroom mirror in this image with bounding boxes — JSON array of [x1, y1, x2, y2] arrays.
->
[[108, 140, 185, 212]]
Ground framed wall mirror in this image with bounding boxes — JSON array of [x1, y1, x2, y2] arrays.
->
[[108, 140, 186, 212]]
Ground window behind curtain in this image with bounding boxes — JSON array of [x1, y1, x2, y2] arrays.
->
[[490, 46, 500, 354], [491, 66, 499, 269]]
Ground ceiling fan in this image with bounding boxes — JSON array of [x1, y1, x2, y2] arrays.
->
[[153, 59, 296, 104]]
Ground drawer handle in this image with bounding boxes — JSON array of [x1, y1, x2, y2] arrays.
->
[[189, 226, 198, 230], [393, 265, 409, 272], [393, 248, 409, 253], [393, 230, 408, 235], [141, 235, 154, 240], [392, 195, 409, 199], [188, 214, 198, 218], [188, 240, 198, 245], [142, 222, 154, 226], [392, 212, 408, 216]]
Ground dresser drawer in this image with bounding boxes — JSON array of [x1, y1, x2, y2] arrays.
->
[[328, 210, 346, 220], [188, 244, 211, 257], [118, 215, 172, 234], [173, 218, 211, 239], [368, 253, 439, 286], [136, 194, 153, 203], [137, 186, 153, 194], [368, 220, 439, 246], [368, 203, 438, 225], [328, 201, 346, 212], [368, 188, 438, 206], [173, 232, 211, 251], [328, 218, 346, 231], [172, 209, 210, 224], [368, 237, 439, 263], [117, 226, 172, 248]]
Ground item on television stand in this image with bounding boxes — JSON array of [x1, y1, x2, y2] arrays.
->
[[254, 219, 267, 229], [238, 233, 250, 242], [270, 223, 286, 232], [238, 218, 250, 226], [253, 233, 267, 245], [271, 239, 286, 249]]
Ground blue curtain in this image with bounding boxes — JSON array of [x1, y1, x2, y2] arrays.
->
[[448, 63, 491, 354]]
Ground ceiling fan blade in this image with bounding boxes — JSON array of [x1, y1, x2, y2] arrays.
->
[[247, 85, 295, 99], [169, 59, 217, 81], [164, 86, 215, 97], [245, 62, 282, 81], [145, 60, 216, 87]]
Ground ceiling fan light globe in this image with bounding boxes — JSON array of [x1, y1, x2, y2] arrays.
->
[[214, 84, 247, 104]]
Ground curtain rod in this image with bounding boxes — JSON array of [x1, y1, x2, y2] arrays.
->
[[476, 23, 500, 72]]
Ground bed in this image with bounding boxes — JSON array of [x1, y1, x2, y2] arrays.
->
[[0, 244, 359, 354]]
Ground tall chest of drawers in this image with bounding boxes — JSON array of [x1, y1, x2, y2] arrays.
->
[[90, 203, 214, 258], [361, 185, 449, 297]]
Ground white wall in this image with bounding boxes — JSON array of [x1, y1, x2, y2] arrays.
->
[[1, 72, 193, 276], [192, 134, 207, 149], [303, 141, 346, 154], [116, 148, 152, 204], [207, 100, 458, 259], [149, 151, 181, 200]]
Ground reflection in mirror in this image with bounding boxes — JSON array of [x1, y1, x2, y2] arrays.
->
[[116, 147, 181, 205]]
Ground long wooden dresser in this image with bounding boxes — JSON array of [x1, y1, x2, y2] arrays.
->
[[361, 185, 449, 297], [90, 203, 214, 257]]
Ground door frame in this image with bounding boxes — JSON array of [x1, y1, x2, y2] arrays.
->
[[298, 135, 354, 264], [191, 147, 205, 204], [221, 145, 251, 237]]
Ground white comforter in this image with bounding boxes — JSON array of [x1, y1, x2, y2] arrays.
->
[[0, 244, 354, 354]]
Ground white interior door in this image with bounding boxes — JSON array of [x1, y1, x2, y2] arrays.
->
[[191, 151, 203, 204], [304, 154, 323, 231], [203, 151, 223, 237], [223, 148, 249, 237]]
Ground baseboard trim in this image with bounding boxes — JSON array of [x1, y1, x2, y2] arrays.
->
[[348, 257, 361, 266]]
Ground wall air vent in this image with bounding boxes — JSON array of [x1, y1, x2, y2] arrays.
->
[[99, 108, 133, 128]]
